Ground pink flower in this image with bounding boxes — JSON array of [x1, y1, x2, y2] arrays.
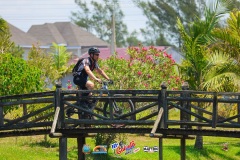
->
[[163, 52, 167, 57], [137, 71, 142, 76], [67, 84, 72, 89]]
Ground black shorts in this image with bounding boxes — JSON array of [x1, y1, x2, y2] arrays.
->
[[73, 75, 88, 90]]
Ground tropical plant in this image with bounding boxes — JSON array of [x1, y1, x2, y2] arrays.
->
[[210, 10, 240, 64], [177, 0, 237, 149], [49, 42, 72, 81]]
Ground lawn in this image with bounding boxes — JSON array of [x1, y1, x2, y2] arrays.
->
[[0, 134, 239, 160]]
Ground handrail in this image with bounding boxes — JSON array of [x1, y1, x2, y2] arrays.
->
[[49, 106, 62, 137], [150, 107, 163, 137]]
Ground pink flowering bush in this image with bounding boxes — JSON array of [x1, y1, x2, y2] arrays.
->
[[98, 45, 182, 90]]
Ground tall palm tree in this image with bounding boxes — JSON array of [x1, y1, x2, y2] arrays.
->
[[209, 10, 240, 80], [177, 0, 237, 149], [49, 42, 72, 81]]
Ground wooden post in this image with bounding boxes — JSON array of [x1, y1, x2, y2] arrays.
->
[[212, 93, 218, 128], [159, 82, 167, 160], [180, 82, 189, 160], [59, 138, 67, 160], [132, 93, 136, 110], [55, 83, 67, 160], [23, 104, 27, 123], [77, 113, 85, 160], [238, 96, 240, 123], [0, 103, 3, 126], [159, 138, 163, 160], [181, 137, 186, 160], [181, 82, 190, 129], [77, 89, 85, 160], [77, 136, 86, 160], [160, 82, 167, 129]]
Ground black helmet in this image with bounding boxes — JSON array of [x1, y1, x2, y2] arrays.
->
[[88, 47, 100, 55]]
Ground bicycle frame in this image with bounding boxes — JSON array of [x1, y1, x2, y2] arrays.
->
[[99, 81, 121, 113]]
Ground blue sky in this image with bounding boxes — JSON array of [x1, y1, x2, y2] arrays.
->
[[0, 0, 147, 34]]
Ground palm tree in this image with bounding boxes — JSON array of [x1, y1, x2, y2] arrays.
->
[[177, 0, 238, 149], [49, 42, 72, 81], [209, 10, 240, 76]]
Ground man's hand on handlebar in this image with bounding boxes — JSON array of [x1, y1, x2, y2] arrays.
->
[[108, 79, 114, 85], [95, 78, 102, 83]]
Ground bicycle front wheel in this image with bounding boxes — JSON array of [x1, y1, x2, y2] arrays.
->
[[103, 95, 135, 120]]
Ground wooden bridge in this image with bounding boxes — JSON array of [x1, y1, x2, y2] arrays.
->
[[0, 83, 240, 160]]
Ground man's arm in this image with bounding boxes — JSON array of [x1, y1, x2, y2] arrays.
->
[[96, 68, 110, 80], [84, 65, 101, 82]]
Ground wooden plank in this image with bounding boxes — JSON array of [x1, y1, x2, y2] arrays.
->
[[0, 98, 54, 106], [190, 104, 212, 115], [106, 102, 158, 120], [150, 107, 163, 136], [50, 106, 60, 134], [167, 120, 212, 126], [218, 114, 240, 123], [61, 89, 160, 94], [167, 97, 214, 102], [63, 96, 158, 102], [64, 101, 109, 120], [30, 112, 55, 123], [138, 112, 158, 120], [64, 119, 154, 125], [149, 134, 195, 139], [0, 91, 54, 100], [168, 102, 212, 123], [0, 121, 52, 130], [4, 104, 53, 127]]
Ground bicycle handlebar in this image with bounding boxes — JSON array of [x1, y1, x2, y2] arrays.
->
[[102, 80, 114, 85]]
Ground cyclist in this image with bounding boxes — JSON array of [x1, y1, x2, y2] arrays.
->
[[73, 47, 111, 108]]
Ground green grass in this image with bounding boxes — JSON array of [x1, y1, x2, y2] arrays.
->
[[0, 135, 239, 160]]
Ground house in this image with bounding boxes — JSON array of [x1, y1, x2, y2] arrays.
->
[[27, 22, 109, 58], [9, 21, 110, 60], [8, 23, 46, 59]]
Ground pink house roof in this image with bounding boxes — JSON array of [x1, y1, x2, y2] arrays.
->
[[69, 46, 177, 65]]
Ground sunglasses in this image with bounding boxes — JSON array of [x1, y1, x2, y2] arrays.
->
[[94, 54, 99, 56]]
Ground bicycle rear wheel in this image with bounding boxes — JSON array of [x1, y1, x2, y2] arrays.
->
[[103, 95, 135, 120]]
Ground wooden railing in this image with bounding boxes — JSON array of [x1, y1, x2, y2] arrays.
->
[[0, 83, 240, 135]]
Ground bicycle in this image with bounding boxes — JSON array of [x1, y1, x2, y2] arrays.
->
[[66, 80, 136, 127], [101, 80, 136, 121]]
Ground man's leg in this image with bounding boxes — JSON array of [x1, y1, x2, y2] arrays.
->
[[85, 80, 94, 96], [85, 80, 97, 111]]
